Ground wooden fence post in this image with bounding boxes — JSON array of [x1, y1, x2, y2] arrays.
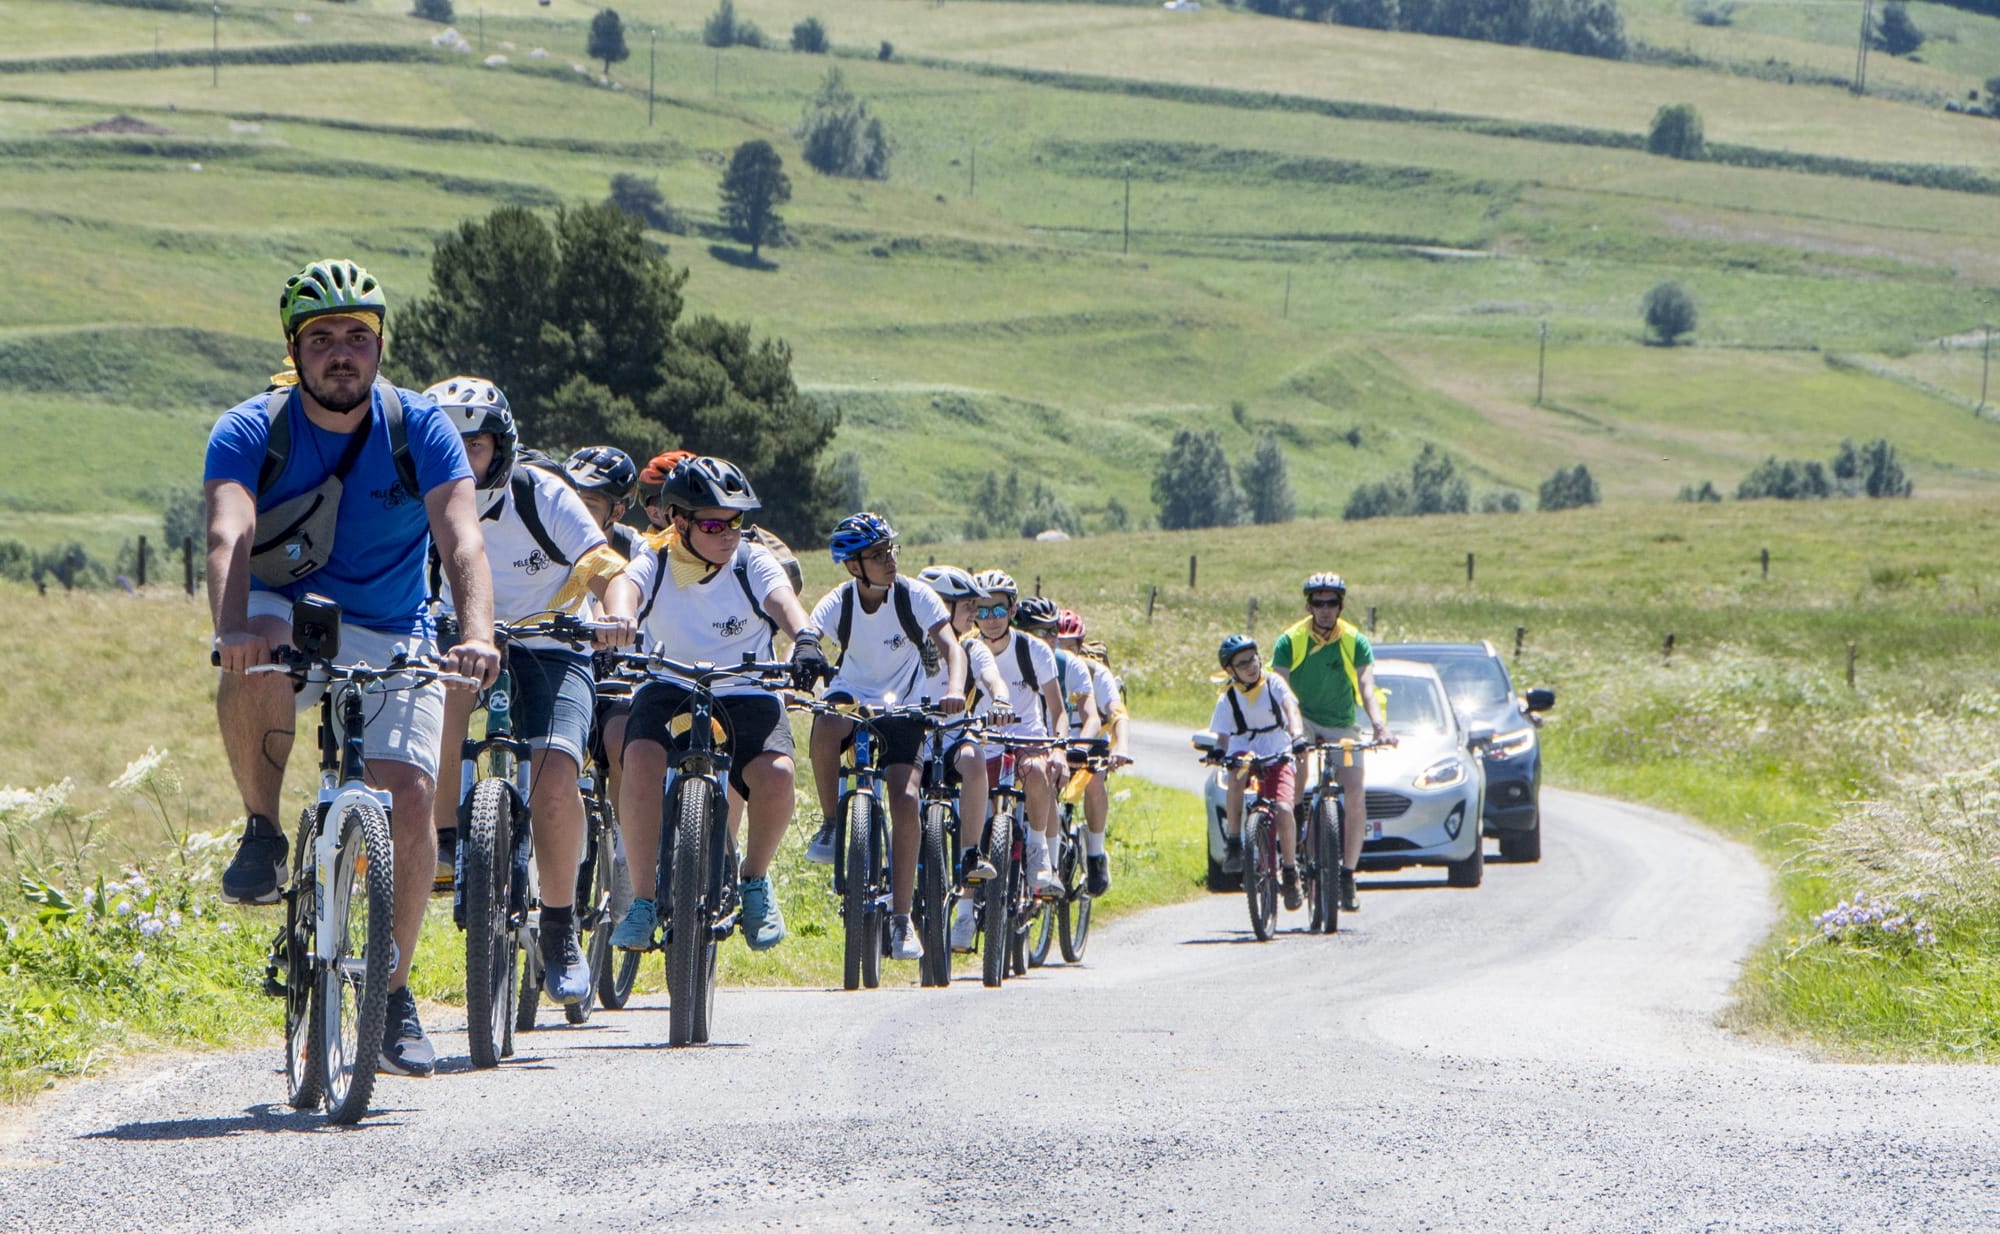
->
[[1188, 554, 1197, 590], [1466, 552, 1475, 583], [1514, 626, 1525, 658], [1146, 585, 1157, 622], [1366, 605, 1377, 634], [137, 535, 149, 588], [1846, 639, 1858, 688], [1246, 596, 1257, 632], [1663, 632, 1676, 665], [1761, 547, 1770, 580]]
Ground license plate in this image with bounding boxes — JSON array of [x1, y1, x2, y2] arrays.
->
[[1364, 820, 1384, 841]]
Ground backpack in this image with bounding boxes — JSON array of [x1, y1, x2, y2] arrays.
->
[[745, 525, 803, 595], [831, 577, 938, 676], [508, 448, 580, 570], [1224, 680, 1286, 737], [250, 379, 418, 586], [257, 378, 420, 502]]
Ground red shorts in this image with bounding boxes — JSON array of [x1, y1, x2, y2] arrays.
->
[[1249, 758, 1295, 803]]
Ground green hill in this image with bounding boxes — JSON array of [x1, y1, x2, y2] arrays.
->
[[1, 0, 1997, 553]]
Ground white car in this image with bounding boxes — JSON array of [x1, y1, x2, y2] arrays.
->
[[1203, 659, 1489, 890]]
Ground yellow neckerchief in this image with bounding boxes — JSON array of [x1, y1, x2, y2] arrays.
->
[[547, 543, 630, 614], [1281, 615, 1363, 706], [644, 526, 723, 588]]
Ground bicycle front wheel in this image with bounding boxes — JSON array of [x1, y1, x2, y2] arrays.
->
[[666, 780, 717, 1047], [313, 799, 394, 1125], [1245, 810, 1278, 942], [841, 792, 878, 992], [981, 810, 1013, 989], [1058, 827, 1092, 964], [916, 804, 952, 989], [1311, 795, 1343, 935], [463, 778, 518, 1068]]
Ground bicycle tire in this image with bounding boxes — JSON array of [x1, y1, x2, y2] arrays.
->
[[916, 804, 951, 988], [568, 829, 601, 1026], [1058, 822, 1092, 964], [1027, 897, 1054, 968], [595, 812, 641, 1010], [314, 799, 394, 1125], [1312, 795, 1343, 935], [1246, 810, 1277, 942], [981, 810, 1012, 989], [691, 819, 731, 1044], [841, 792, 875, 992], [283, 806, 322, 1112], [463, 779, 517, 1068], [666, 779, 714, 1047], [514, 930, 539, 1038], [863, 798, 887, 990]]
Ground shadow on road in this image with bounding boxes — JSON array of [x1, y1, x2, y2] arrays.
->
[[80, 1104, 407, 1140]]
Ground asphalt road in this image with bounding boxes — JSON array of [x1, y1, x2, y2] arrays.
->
[[6, 721, 1999, 1232]]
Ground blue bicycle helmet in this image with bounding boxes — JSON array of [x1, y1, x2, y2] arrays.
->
[[1217, 633, 1259, 669], [829, 512, 897, 563]]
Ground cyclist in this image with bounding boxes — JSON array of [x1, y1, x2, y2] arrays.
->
[[1056, 610, 1131, 897], [1269, 573, 1395, 914], [915, 566, 1017, 954], [1210, 633, 1308, 910], [206, 259, 500, 1078], [565, 446, 645, 813], [602, 456, 826, 953], [636, 450, 697, 533], [802, 514, 967, 961], [968, 572, 1069, 898], [426, 380, 634, 1006]]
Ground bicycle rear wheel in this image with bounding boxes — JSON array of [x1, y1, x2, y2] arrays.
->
[[1245, 810, 1278, 942], [916, 804, 951, 988], [463, 779, 518, 1068], [283, 807, 322, 1112], [1058, 826, 1093, 963], [980, 810, 1013, 989], [1312, 795, 1343, 935], [666, 779, 716, 1046], [594, 809, 641, 1010], [313, 799, 394, 1125]]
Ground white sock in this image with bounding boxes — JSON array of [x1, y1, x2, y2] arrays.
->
[[1085, 829, 1107, 858], [1024, 830, 1048, 871]]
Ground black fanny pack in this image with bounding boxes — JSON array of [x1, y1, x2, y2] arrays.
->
[[249, 391, 377, 586]]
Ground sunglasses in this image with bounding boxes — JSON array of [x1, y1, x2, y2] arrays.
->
[[974, 604, 1012, 620], [1308, 597, 1344, 609], [688, 513, 745, 534]]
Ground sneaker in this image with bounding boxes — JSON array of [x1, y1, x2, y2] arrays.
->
[[433, 828, 457, 895], [1224, 834, 1242, 864], [540, 919, 592, 1005], [805, 819, 838, 865], [1033, 867, 1063, 899], [1279, 865, 1302, 911], [610, 898, 659, 951], [890, 914, 923, 961], [949, 899, 978, 953], [739, 876, 786, 951], [379, 987, 435, 1078], [959, 847, 997, 885], [221, 816, 287, 905], [1085, 855, 1110, 898], [1340, 869, 1360, 913]]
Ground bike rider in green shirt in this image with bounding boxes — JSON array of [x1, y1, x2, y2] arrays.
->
[[1269, 573, 1394, 913]]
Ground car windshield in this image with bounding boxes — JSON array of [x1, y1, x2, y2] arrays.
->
[[1377, 674, 1450, 736], [1427, 656, 1511, 709]]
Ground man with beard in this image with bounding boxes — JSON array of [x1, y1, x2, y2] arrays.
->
[[204, 259, 500, 1077]]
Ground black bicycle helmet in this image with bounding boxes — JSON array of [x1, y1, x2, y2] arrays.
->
[[565, 446, 638, 502], [1013, 595, 1060, 631], [659, 455, 761, 514]]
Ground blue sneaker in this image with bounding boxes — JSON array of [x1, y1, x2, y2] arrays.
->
[[540, 920, 592, 1005], [610, 898, 658, 951], [738, 876, 786, 952]]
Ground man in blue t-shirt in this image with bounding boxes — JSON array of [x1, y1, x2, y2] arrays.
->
[[204, 259, 501, 1078]]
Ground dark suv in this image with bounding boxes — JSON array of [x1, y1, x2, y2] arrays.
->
[[1373, 642, 1554, 862]]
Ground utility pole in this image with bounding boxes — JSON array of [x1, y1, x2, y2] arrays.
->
[[1282, 269, 1291, 320], [1982, 322, 1992, 413], [648, 29, 657, 126], [1853, 0, 1873, 95], [968, 146, 976, 197], [211, 4, 220, 87], [1536, 319, 1549, 406], [1122, 161, 1131, 255], [713, 50, 720, 96]]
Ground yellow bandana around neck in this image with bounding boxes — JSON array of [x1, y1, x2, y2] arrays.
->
[[650, 527, 723, 588]]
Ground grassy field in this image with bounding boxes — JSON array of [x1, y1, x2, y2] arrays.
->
[[2, 0, 1999, 557]]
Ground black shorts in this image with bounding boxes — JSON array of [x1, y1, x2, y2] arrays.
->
[[823, 692, 928, 769], [625, 683, 794, 799], [589, 692, 632, 773]]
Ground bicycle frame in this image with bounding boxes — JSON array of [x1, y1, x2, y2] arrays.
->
[[311, 682, 392, 964]]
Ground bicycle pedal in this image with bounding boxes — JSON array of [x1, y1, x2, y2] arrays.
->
[[261, 967, 287, 998]]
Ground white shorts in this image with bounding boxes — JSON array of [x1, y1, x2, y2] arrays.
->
[[245, 592, 445, 780], [1303, 720, 1366, 776]]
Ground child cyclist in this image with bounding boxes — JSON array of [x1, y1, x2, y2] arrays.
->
[[1211, 633, 1309, 911], [1056, 609, 1131, 897]]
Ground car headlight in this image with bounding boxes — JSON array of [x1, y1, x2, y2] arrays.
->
[[1485, 727, 1536, 760], [1415, 758, 1467, 790]]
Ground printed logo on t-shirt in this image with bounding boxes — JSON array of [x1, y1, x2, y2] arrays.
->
[[714, 615, 749, 639], [370, 483, 412, 510], [515, 549, 554, 576], [885, 633, 908, 651]]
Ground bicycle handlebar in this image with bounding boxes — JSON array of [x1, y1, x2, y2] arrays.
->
[[609, 651, 794, 690], [224, 645, 480, 690], [495, 612, 625, 650]]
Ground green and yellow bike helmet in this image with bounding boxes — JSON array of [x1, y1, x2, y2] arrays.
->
[[279, 259, 386, 339]]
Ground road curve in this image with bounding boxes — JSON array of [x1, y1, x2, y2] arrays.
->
[[5, 723, 1999, 1231]]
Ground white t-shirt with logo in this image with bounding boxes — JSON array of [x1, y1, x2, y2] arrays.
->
[[623, 540, 792, 697], [1085, 657, 1122, 720], [1054, 648, 1098, 730], [1209, 674, 1298, 763], [440, 467, 606, 651], [809, 579, 951, 707], [976, 629, 1061, 745]]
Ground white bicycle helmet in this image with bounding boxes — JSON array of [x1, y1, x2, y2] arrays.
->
[[423, 376, 515, 516], [970, 569, 1018, 600], [918, 564, 979, 601]]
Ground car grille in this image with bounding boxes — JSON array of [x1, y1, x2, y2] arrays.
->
[[1366, 791, 1411, 819]]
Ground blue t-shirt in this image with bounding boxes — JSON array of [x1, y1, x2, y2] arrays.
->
[[205, 383, 470, 634]]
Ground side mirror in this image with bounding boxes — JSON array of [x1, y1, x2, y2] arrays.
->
[[1524, 688, 1555, 713], [293, 593, 343, 662], [1467, 724, 1496, 750], [1190, 729, 1222, 755]]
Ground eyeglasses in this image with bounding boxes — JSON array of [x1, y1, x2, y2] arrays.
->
[[1308, 596, 1344, 609], [689, 513, 745, 534], [974, 604, 1012, 620], [859, 544, 899, 564]]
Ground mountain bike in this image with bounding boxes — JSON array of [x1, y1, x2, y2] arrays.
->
[[1051, 737, 1112, 964], [576, 702, 638, 1019], [919, 713, 984, 989], [611, 651, 793, 1046], [1194, 736, 1286, 942], [450, 612, 605, 1065], [983, 733, 1060, 984], [237, 594, 473, 1124], [1298, 737, 1388, 935]]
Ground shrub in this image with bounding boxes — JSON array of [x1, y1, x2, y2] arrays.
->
[[1987, 75, 2000, 104], [1021, 481, 1083, 539], [1330, 0, 1400, 28], [1479, 491, 1523, 513], [1676, 480, 1721, 503], [1343, 443, 1470, 521], [1528, 0, 1627, 58], [791, 17, 829, 53], [703, 0, 739, 46], [1684, 0, 1733, 24], [735, 20, 767, 49], [796, 68, 891, 180], [412, 0, 453, 22], [1153, 429, 1245, 530], [1873, 1, 1924, 56], [1101, 497, 1131, 533], [606, 172, 685, 233], [1648, 102, 1705, 159], [1537, 463, 1601, 511], [1237, 429, 1297, 525], [1737, 457, 1832, 501], [1642, 280, 1697, 345], [878, 40, 894, 61]]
